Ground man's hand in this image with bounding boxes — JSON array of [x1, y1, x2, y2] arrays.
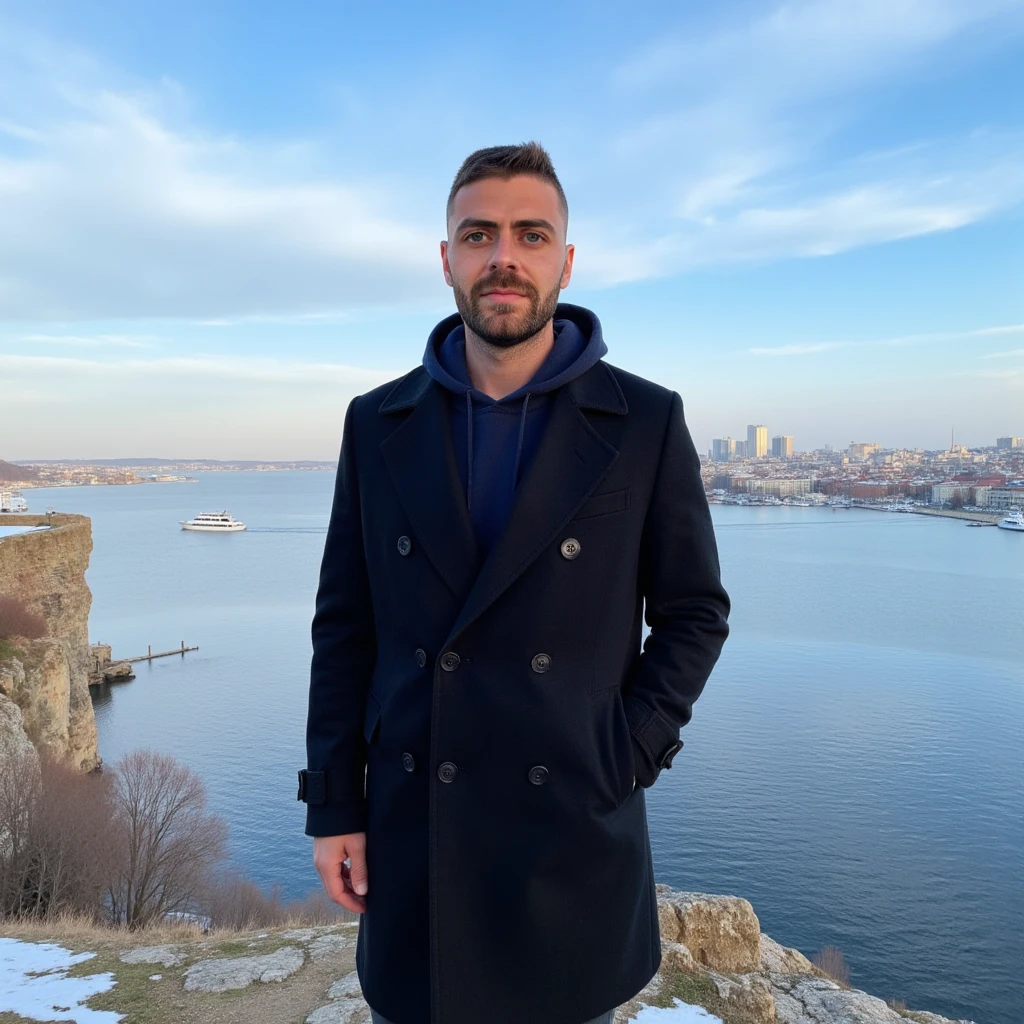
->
[[313, 832, 368, 914]]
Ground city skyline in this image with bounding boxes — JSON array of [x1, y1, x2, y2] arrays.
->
[[1, 1, 1023, 459]]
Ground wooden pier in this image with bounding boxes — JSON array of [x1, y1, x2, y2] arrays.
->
[[125, 642, 199, 664]]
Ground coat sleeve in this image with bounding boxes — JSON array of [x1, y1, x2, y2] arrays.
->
[[303, 396, 378, 836], [623, 390, 730, 789]]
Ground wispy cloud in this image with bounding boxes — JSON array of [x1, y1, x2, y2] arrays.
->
[[0, 351, 399, 386], [18, 333, 155, 348], [749, 323, 1024, 357], [0, 34, 443, 322]]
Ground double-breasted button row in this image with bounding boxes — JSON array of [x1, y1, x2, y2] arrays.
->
[[531, 653, 552, 674], [560, 537, 581, 560], [440, 651, 461, 672], [397, 535, 412, 556], [437, 761, 459, 783], [402, 752, 416, 772], [528, 765, 549, 785]]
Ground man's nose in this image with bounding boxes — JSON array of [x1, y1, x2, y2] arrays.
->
[[489, 233, 518, 270]]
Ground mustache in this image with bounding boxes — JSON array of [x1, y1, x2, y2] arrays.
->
[[471, 271, 539, 301]]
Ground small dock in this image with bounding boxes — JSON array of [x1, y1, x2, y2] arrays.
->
[[125, 641, 199, 664]]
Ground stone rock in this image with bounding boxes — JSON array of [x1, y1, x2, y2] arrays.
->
[[660, 940, 695, 971], [281, 927, 319, 942], [0, 694, 38, 766], [120, 945, 187, 967], [772, 974, 916, 1024], [183, 946, 305, 992], [761, 934, 816, 975], [0, 516, 99, 771], [707, 970, 776, 1021], [310, 932, 354, 961], [306, 970, 371, 1024], [327, 971, 364, 1000], [656, 888, 762, 972]]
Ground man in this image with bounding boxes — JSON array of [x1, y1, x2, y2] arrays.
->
[[298, 142, 730, 1024]]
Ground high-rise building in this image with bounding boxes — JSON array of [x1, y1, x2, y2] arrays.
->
[[734, 440, 748, 458], [848, 442, 881, 460], [996, 436, 1022, 449], [711, 437, 736, 462], [772, 435, 794, 458], [747, 424, 768, 459]]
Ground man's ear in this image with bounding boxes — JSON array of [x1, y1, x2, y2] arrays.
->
[[440, 240, 453, 287]]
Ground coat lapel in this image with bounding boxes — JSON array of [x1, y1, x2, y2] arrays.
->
[[379, 371, 480, 603], [446, 363, 625, 644]]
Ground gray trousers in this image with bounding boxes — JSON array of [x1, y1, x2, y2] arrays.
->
[[370, 1011, 615, 1024]]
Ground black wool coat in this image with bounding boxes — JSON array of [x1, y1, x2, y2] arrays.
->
[[301, 355, 730, 1024]]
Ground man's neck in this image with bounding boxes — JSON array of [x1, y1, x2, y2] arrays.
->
[[463, 320, 555, 400]]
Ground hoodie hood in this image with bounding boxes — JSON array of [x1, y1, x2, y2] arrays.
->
[[420, 302, 609, 555], [422, 302, 608, 404]]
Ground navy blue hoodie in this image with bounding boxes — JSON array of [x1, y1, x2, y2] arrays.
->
[[422, 303, 608, 555]]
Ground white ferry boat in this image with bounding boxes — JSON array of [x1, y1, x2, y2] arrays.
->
[[0, 490, 28, 513], [179, 511, 247, 532], [886, 501, 915, 513], [997, 509, 1024, 532]]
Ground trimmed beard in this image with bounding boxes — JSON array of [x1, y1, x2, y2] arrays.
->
[[452, 270, 562, 349]]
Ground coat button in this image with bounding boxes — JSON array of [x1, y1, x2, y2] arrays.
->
[[415, 648, 427, 668], [437, 761, 459, 783], [560, 537, 581, 560], [402, 752, 416, 772], [531, 653, 552, 674], [440, 652, 461, 672], [528, 765, 549, 785], [397, 535, 412, 556]]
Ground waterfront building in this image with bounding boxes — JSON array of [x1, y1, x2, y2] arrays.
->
[[772, 435, 794, 458], [745, 477, 812, 498], [982, 483, 1024, 509], [747, 424, 768, 458], [712, 437, 737, 462]]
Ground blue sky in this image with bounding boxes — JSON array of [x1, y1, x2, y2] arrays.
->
[[1, 0, 1022, 459]]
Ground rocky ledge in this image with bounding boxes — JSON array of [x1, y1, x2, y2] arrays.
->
[[0, 888, 975, 1024]]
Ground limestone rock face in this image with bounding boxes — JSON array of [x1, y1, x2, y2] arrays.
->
[[0, 515, 99, 771], [656, 885, 762, 972], [0, 693, 38, 765], [761, 934, 816, 975]]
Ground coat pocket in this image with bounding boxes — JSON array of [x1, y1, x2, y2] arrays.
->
[[572, 487, 630, 521], [362, 695, 382, 746]]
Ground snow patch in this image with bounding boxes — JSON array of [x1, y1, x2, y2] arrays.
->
[[634, 999, 724, 1023], [0, 937, 122, 1023]]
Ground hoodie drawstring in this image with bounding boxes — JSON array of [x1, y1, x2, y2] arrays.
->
[[512, 392, 531, 488], [465, 389, 474, 514]]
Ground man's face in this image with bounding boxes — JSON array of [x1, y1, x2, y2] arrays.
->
[[441, 175, 574, 348]]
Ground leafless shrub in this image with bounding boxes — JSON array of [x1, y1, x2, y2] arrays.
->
[[283, 886, 356, 925], [887, 998, 909, 1011], [201, 870, 354, 929], [812, 944, 851, 986], [0, 752, 118, 920], [106, 749, 228, 929], [0, 597, 47, 642], [203, 870, 286, 930]]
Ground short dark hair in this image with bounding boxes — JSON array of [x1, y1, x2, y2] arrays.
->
[[446, 142, 568, 225]]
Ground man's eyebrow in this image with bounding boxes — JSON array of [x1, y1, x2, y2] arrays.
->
[[453, 217, 558, 234], [454, 218, 500, 233], [512, 219, 556, 233]]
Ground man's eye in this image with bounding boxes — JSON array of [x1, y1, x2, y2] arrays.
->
[[524, 232, 543, 243], [465, 231, 485, 242]]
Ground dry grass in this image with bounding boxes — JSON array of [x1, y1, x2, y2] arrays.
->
[[812, 944, 851, 986]]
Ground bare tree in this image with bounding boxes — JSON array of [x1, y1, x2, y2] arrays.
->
[[0, 753, 118, 921], [107, 749, 227, 929]]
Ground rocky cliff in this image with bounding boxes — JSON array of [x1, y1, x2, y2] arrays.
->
[[0, 513, 100, 770], [0, 887, 976, 1023]]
